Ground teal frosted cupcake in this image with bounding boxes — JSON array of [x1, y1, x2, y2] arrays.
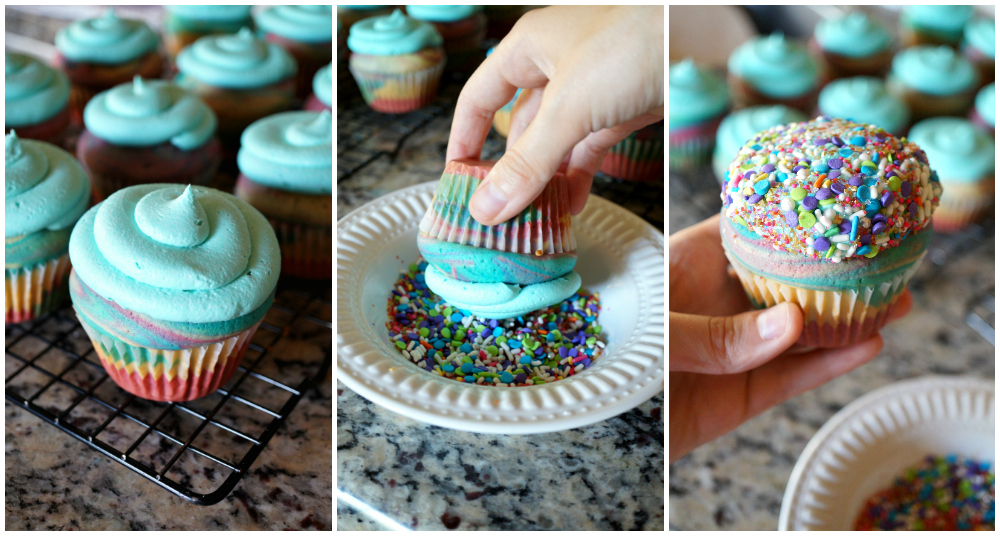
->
[[712, 105, 807, 182], [163, 5, 253, 59], [338, 5, 395, 31], [900, 5, 974, 47], [254, 5, 333, 99], [305, 63, 333, 112], [5, 52, 71, 145], [486, 47, 521, 137], [809, 12, 893, 79], [727, 33, 826, 114], [406, 5, 487, 73], [5, 132, 90, 323], [963, 18, 995, 88], [970, 83, 995, 136], [817, 77, 910, 136], [668, 59, 729, 171], [886, 46, 979, 122]]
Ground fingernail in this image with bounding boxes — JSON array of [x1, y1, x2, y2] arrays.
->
[[470, 181, 507, 223], [756, 304, 788, 340]]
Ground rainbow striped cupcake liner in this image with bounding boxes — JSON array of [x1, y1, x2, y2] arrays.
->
[[5, 254, 72, 324], [603, 134, 666, 181], [349, 60, 445, 114]]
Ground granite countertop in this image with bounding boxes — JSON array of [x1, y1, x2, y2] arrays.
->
[[337, 71, 665, 530], [668, 168, 995, 530]]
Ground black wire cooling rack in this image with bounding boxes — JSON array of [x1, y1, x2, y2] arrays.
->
[[5, 279, 331, 506]]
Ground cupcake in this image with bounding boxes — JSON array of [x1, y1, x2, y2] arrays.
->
[[254, 5, 334, 99], [908, 117, 994, 232], [305, 63, 333, 112], [712, 105, 807, 182], [601, 121, 665, 181], [900, 5, 974, 48], [235, 111, 332, 279], [52, 8, 163, 127], [668, 59, 729, 171], [963, 18, 995, 88], [720, 117, 941, 347], [175, 28, 297, 158], [338, 5, 396, 31], [77, 77, 222, 203], [970, 83, 995, 136], [817, 77, 910, 136], [162, 5, 253, 60], [348, 10, 446, 114], [809, 12, 893, 80], [417, 159, 581, 318], [727, 33, 825, 114], [886, 46, 979, 122], [5, 52, 71, 145], [5, 132, 90, 323], [406, 5, 487, 73]]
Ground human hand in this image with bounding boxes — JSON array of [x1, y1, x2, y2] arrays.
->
[[447, 5, 664, 225], [668, 214, 912, 464]]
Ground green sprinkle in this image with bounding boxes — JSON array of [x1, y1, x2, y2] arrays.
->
[[888, 177, 901, 191], [418, 327, 429, 337], [790, 187, 807, 201], [798, 212, 816, 228], [487, 346, 499, 356], [395, 340, 406, 349], [497, 335, 508, 344], [441, 327, 451, 338], [819, 198, 835, 206], [592, 325, 602, 334], [823, 227, 838, 237], [409, 263, 418, 272], [586, 337, 597, 346]]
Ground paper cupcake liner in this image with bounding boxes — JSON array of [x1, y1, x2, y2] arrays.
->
[[666, 132, 709, 175], [725, 249, 923, 347], [728, 74, 821, 115], [807, 38, 892, 79], [5, 254, 72, 324], [5, 106, 71, 147], [349, 60, 445, 114], [418, 159, 576, 254], [604, 130, 667, 179], [932, 184, 995, 232], [304, 93, 332, 112], [269, 218, 332, 279], [80, 319, 261, 402], [886, 79, 976, 122]]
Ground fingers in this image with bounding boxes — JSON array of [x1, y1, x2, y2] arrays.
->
[[669, 302, 804, 374], [505, 87, 543, 149]]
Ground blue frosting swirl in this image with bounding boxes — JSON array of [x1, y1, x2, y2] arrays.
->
[[975, 84, 995, 127], [254, 5, 333, 43], [903, 6, 973, 34], [347, 9, 443, 56], [907, 117, 995, 182], [814, 12, 891, 57], [818, 77, 909, 135], [405, 5, 482, 22], [5, 132, 90, 238], [237, 111, 332, 194], [312, 63, 333, 107], [175, 27, 298, 89], [5, 52, 70, 127], [964, 18, 995, 59], [728, 33, 821, 98], [166, 5, 252, 21], [54, 8, 159, 64], [889, 46, 978, 96], [669, 59, 729, 128]]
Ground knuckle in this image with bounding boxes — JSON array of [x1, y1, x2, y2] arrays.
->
[[706, 316, 738, 373]]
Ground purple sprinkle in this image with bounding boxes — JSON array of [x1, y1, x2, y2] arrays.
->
[[831, 182, 845, 195], [419, 320, 429, 328], [874, 132, 887, 141], [580, 358, 591, 367], [514, 373, 527, 383], [831, 136, 844, 147], [839, 221, 853, 233], [881, 190, 895, 206], [860, 234, 872, 245], [761, 163, 776, 173], [909, 202, 918, 216], [395, 313, 407, 320], [725, 194, 732, 205], [400, 319, 410, 325], [559, 347, 569, 358], [569, 348, 579, 357], [435, 315, 445, 324], [813, 237, 831, 251], [801, 196, 819, 210], [849, 175, 864, 186], [489, 319, 498, 328], [816, 187, 833, 200], [828, 157, 843, 169], [885, 171, 896, 179], [748, 194, 764, 204], [828, 169, 841, 179], [872, 222, 886, 235], [901, 182, 912, 197], [744, 170, 756, 179], [785, 210, 799, 226], [534, 347, 544, 356], [792, 165, 806, 173], [873, 214, 888, 224], [814, 137, 830, 146], [408, 333, 419, 340]]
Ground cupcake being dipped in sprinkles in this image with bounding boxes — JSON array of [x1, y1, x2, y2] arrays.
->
[[720, 117, 941, 348]]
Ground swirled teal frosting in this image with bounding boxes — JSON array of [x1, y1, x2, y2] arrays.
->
[[175, 27, 297, 89], [347, 9, 443, 55], [254, 5, 333, 43], [312, 63, 333, 107], [712, 105, 807, 179], [69, 184, 280, 323], [669, 58, 729, 128], [166, 5, 252, 21], [907, 117, 995, 182], [5, 132, 90, 238], [405, 5, 482, 22], [54, 8, 159, 64], [237, 111, 332, 194], [815, 12, 891, 57], [83, 77, 217, 150], [975, 84, 995, 127], [889, 46, 978, 96], [818, 77, 910, 134], [728, 33, 821, 98], [5, 52, 70, 127], [903, 6, 973, 35], [965, 18, 995, 59]]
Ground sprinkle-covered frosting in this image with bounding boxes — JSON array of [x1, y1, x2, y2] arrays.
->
[[728, 33, 822, 98], [405, 5, 482, 22], [347, 9, 443, 56], [312, 63, 333, 107], [721, 117, 941, 263], [902, 6, 974, 35], [815, 12, 891, 58], [68, 184, 280, 323], [5, 52, 70, 127], [817, 77, 910, 135], [5, 132, 90, 238], [82, 77, 217, 150], [975, 84, 995, 127], [907, 117, 995, 182], [253, 5, 333, 43], [713, 106, 807, 179], [889, 46, 978, 96], [669, 59, 729, 128], [54, 8, 159, 64], [175, 27, 298, 89], [964, 18, 996, 59], [237, 111, 332, 195]]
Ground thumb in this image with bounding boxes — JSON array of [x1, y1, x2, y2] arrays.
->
[[669, 302, 803, 374]]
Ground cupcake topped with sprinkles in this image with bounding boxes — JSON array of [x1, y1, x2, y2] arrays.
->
[[721, 116, 942, 263]]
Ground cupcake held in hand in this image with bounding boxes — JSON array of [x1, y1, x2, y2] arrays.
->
[[69, 184, 280, 401], [5, 52, 71, 145], [809, 11, 893, 80], [712, 105, 807, 183], [817, 77, 910, 136], [668, 59, 729, 171], [886, 45, 979, 122], [254, 5, 334, 99], [727, 33, 825, 114], [720, 117, 941, 347], [5, 132, 90, 323]]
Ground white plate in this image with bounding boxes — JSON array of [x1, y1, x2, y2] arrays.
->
[[779, 376, 995, 530], [336, 182, 664, 434]]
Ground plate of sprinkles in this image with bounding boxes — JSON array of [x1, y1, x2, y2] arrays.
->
[[336, 182, 664, 434], [779, 376, 994, 530]]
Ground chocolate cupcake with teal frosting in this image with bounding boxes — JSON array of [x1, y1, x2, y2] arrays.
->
[[886, 45, 979, 122], [970, 83, 995, 136], [5, 52, 71, 146], [163, 5, 253, 59], [962, 18, 995, 88], [900, 5, 974, 48], [406, 5, 487, 73], [727, 33, 826, 114], [348, 9, 446, 114], [668, 59, 728, 171], [77, 77, 221, 202], [817, 77, 910, 136], [235, 111, 332, 279], [809, 12, 893, 79], [5, 132, 90, 323], [712, 105, 807, 183], [254, 5, 333, 99], [69, 183, 280, 401], [305, 63, 333, 112], [53, 8, 163, 127]]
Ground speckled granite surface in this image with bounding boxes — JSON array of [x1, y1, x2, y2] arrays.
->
[[668, 168, 995, 530]]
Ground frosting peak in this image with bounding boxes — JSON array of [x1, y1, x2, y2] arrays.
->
[[728, 33, 821, 98], [253, 5, 333, 43], [55, 8, 159, 64], [5, 133, 91, 237], [668, 59, 729, 128], [135, 185, 210, 248], [237, 111, 332, 194], [347, 9, 443, 56], [175, 28, 297, 89], [890, 46, 978, 96], [815, 12, 891, 57], [312, 63, 333, 107], [5, 52, 71, 127], [405, 5, 481, 22], [817, 77, 909, 135]]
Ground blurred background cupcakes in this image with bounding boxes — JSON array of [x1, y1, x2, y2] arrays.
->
[[52, 8, 163, 127], [601, 122, 665, 182], [5, 51, 71, 145], [254, 5, 334, 99], [5, 132, 90, 323], [809, 11, 893, 80], [900, 5, 974, 48], [712, 105, 806, 183], [970, 83, 995, 137], [886, 45, 979, 122], [68, 184, 280, 401], [962, 17, 995, 88], [348, 9, 446, 114], [817, 77, 910, 136], [235, 111, 332, 279], [727, 33, 825, 114], [305, 63, 333, 112], [406, 5, 487, 73], [162, 5, 253, 60], [668, 58, 729, 171], [76, 77, 221, 202], [337, 5, 396, 32], [908, 117, 995, 232]]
